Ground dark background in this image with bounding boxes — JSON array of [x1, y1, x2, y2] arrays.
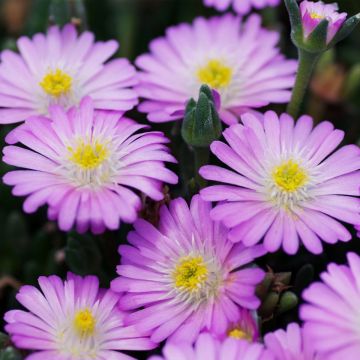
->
[[0, 0, 359, 358]]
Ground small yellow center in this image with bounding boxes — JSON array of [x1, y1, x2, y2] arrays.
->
[[69, 141, 108, 170], [73, 309, 96, 336], [310, 12, 324, 20], [228, 328, 253, 341], [272, 160, 308, 192], [173, 256, 208, 292], [197, 59, 233, 89], [40, 69, 72, 97]]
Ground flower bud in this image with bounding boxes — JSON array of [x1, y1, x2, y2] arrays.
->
[[181, 85, 222, 148], [285, 0, 360, 53]]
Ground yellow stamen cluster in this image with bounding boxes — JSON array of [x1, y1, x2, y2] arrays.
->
[[228, 327, 252, 341], [310, 12, 324, 20], [197, 59, 233, 89], [73, 309, 96, 336], [69, 141, 108, 170], [173, 256, 208, 292], [272, 160, 308, 193], [40, 69, 72, 97]]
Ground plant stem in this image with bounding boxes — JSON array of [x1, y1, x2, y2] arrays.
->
[[194, 147, 209, 189], [287, 49, 320, 118]]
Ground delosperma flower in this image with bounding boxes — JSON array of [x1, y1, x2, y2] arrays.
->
[[300, 252, 360, 360], [265, 323, 320, 360], [111, 195, 265, 343], [4, 273, 156, 360], [148, 333, 273, 360], [2, 97, 178, 234], [0, 24, 138, 124], [200, 111, 360, 255], [223, 309, 259, 342], [204, 0, 280, 15], [300, 1, 347, 44], [135, 14, 297, 125]]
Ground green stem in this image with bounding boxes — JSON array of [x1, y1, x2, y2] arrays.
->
[[287, 49, 320, 118], [194, 147, 209, 189]]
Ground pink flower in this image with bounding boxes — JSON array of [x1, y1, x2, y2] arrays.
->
[[265, 323, 322, 360], [136, 15, 297, 125], [111, 195, 266, 343], [300, 1, 347, 44], [204, 0, 280, 15], [148, 333, 273, 360], [300, 252, 360, 360], [219, 308, 259, 342], [200, 111, 360, 254], [0, 24, 138, 124], [2, 97, 178, 233], [4, 273, 156, 359]]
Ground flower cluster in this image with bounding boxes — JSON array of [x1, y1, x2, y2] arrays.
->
[[0, 1, 360, 360]]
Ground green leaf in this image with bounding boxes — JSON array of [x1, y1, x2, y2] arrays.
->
[[65, 233, 102, 275], [0, 333, 9, 349], [329, 13, 360, 48], [284, 0, 301, 30], [305, 19, 329, 52], [294, 264, 314, 295], [0, 347, 22, 360]]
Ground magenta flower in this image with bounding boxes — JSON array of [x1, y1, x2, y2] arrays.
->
[[200, 111, 360, 255], [264, 323, 321, 360], [136, 15, 297, 125], [300, 1, 347, 44], [219, 308, 259, 342], [2, 97, 177, 234], [148, 333, 273, 360], [0, 24, 138, 124], [4, 273, 155, 360], [300, 252, 360, 360], [204, 0, 280, 15], [111, 195, 265, 343]]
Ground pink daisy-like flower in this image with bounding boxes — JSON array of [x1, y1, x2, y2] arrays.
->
[[300, 1, 347, 44], [111, 195, 266, 343], [264, 323, 321, 360], [300, 252, 360, 360], [0, 24, 138, 124], [135, 14, 297, 125], [2, 97, 178, 234], [4, 273, 156, 360], [204, 0, 280, 15], [200, 111, 360, 254], [148, 333, 273, 360]]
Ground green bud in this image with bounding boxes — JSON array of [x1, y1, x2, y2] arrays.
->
[[181, 85, 222, 148], [258, 292, 280, 319], [277, 291, 299, 315]]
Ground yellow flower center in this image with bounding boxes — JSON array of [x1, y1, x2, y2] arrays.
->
[[310, 12, 324, 20], [173, 256, 208, 292], [73, 309, 96, 336], [228, 327, 253, 341], [197, 59, 233, 89], [272, 160, 308, 193], [40, 69, 72, 97], [69, 141, 108, 170]]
